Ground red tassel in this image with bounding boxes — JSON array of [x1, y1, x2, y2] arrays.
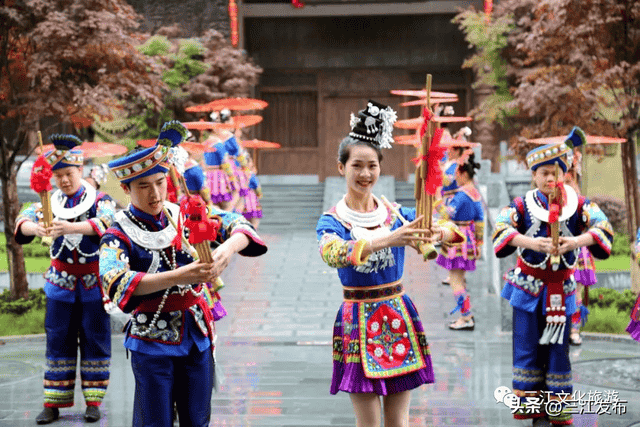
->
[[424, 127, 447, 195], [30, 156, 53, 193], [291, 0, 304, 7]]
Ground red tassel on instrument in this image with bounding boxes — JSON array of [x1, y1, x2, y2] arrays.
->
[[547, 181, 566, 224], [183, 196, 221, 245], [30, 156, 53, 193], [424, 127, 447, 195]]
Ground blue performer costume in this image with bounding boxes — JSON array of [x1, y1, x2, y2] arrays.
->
[[627, 228, 640, 342], [99, 121, 267, 427], [493, 127, 613, 425], [316, 101, 465, 396], [15, 135, 115, 422]]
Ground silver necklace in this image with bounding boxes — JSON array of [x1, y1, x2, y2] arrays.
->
[[124, 211, 204, 337]]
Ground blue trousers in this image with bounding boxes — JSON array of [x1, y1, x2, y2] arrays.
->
[[131, 345, 214, 427], [512, 300, 572, 396], [44, 298, 111, 407]]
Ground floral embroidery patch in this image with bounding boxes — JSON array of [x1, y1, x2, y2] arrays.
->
[[358, 298, 425, 378]]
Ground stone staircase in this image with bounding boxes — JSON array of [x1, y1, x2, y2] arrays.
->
[[395, 179, 416, 209], [258, 179, 325, 230]]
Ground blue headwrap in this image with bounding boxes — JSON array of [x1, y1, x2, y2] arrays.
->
[[108, 121, 188, 184], [526, 126, 586, 172], [44, 134, 84, 170]]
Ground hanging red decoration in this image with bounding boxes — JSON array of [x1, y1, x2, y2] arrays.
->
[[292, 0, 304, 8], [30, 156, 53, 194], [229, 0, 239, 47]]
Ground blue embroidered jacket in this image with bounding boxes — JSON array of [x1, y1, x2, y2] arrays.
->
[[493, 188, 613, 314], [15, 184, 116, 303], [99, 204, 267, 356]]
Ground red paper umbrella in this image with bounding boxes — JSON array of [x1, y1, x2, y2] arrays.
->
[[240, 139, 281, 149], [527, 135, 627, 145], [182, 142, 207, 155], [395, 117, 423, 130], [182, 116, 263, 131], [396, 116, 473, 130], [390, 89, 458, 98], [36, 142, 128, 158], [395, 134, 480, 147], [136, 139, 157, 148], [400, 97, 458, 107], [394, 134, 421, 146], [434, 116, 473, 123], [185, 98, 268, 113]]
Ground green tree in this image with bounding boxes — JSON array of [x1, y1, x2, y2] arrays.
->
[[455, 0, 640, 238], [0, 0, 163, 299]]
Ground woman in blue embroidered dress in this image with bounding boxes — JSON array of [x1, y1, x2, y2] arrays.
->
[[627, 228, 640, 342], [435, 150, 484, 330], [316, 101, 463, 427]]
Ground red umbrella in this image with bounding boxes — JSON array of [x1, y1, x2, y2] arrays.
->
[[182, 142, 207, 155], [395, 116, 473, 130], [183, 115, 263, 131], [395, 134, 480, 147], [527, 135, 627, 145], [394, 134, 421, 146], [400, 97, 458, 107], [136, 139, 207, 155], [37, 142, 127, 158], [136, 139, 157, 148], [185, 98, 269, 113], [391, 89, 458, 98], [240, 139, 281, 149]]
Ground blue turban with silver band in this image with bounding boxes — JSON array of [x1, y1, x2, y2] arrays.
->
[[108, 121, 188, 184], [526, 126, 587, 172], [45, 134, 84, 170]]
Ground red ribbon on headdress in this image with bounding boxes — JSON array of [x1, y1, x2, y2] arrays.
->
[[30, 156, 53, 193], [411, 108, 447, 195]]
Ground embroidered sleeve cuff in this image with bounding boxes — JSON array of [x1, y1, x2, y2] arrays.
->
[[113, 271, 144, 313], [88, 218, 107, 237], [349, 239, 370, 266], [14, 218, 36, 245], [231, 226, 268, 257], [437, 219, 464, 244], [319, 233, 369, 268], [588, 228, 612, 259], [493, 227, 519, 257]]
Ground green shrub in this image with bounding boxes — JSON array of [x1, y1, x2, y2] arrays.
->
[[0, 308, 45, 335], [610, 231, 630, 257], [581, 305, 630, 334], [0, 288, 46, 315], [586, 287, 637, 323]]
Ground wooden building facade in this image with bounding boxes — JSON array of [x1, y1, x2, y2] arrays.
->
[[239, 1, 483, 179], [126, 0, 485, 179]]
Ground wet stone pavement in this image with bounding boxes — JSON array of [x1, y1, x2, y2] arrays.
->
[[1, 229, 639, 426]]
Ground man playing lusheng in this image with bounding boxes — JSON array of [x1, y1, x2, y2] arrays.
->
[[99, 121, 267, 427], [493, 127, 613, 426], [15, 134, 116, 424]]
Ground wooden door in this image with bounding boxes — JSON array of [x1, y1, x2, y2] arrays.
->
[[321, 95, 414, 180]]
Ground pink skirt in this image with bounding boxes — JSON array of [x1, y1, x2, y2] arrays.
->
[[242, 190, 263, 220], [206, 170, 233, 203], [574, 247, 597, 286], [436, 223, 478, 271]]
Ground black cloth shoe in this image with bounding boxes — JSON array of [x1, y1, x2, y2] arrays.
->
[[84, 406, 101, 423], [35, 407, 59, 424]]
